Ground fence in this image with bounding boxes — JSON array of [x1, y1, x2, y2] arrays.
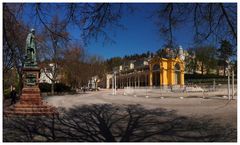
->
[[123, 82, 237, 99]]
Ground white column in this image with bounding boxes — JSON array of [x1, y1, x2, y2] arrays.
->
[[112, 75, 114, 95], [114, 73, 117, 95]]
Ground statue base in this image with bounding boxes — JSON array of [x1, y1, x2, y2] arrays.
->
[[4, 67, 57, 116]]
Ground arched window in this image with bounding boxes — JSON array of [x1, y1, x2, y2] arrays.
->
[[109, 78, 112, 88], [152, 64, 160, 86], [175, 63, 181, 85]]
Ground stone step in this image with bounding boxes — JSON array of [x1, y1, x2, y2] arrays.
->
[[19, 101, 43, 105], [20, 95, 42, 99], [20, 97, 42, 101], [20, 98, 42, 102], [4, 111, 56, 116], [13, 107, 55, 112], [14, 104, 50, 108], [22, 88, 40, 92], [22, 90, 40, 94], [21, 94, 42, 97], [4, 105, 57, 116]]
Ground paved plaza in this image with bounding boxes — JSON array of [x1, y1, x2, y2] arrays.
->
[[46, 89, 237, 128]]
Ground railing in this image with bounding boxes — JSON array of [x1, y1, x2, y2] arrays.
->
[[122, 84, 237, 99]]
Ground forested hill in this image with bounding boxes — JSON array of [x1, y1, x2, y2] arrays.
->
[[105, 51, 154, 72]]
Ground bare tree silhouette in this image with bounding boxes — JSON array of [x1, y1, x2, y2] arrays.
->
[[3, 104, 236, 142]]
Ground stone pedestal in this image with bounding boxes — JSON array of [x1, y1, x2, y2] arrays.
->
[[4, 67, 57, 116]]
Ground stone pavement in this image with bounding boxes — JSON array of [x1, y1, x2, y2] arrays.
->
[[45, 89, 237, 127]]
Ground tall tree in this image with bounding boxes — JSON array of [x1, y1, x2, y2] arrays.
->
[[217, 40, 234, 76], [105, 57, 123, 72], [38, 15, 69, 95], [62, 46, 84, 88], [195, 46, 217, 75], [3, 3, 124, 92], [184, 48, 197, 74], [3, 4, 29, 93]]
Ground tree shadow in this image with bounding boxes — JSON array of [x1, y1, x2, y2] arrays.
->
[[3, 104, 237, 142]]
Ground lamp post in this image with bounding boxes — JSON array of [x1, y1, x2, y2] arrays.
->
[[49, 63, 55, 95], [112, 74, 114, 95], [232, 69, 234, 100], [94, 77, 97, 91], [226, 59, 230, 100], [112, 71, 117, 95], [114, 72, 117, 95]]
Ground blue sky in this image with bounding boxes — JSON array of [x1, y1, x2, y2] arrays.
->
[[22, 3, 197, 59], [82, 3, 195, 59], [78, 4, 194, 59]]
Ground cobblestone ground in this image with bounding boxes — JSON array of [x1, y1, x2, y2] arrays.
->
[[46, 89, 237, 128]]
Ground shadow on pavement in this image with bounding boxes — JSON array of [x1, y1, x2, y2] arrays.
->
[[3, 104, 237, 142]]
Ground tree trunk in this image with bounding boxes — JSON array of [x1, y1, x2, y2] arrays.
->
[[193, 60, 197, 74], [16, 67, 23, 96], [51, 81, 55, 95], [201, 62, 204, 75], [18, 73, 23, 95], [206, 68, 209, 75], [224, 65, 226, 76]]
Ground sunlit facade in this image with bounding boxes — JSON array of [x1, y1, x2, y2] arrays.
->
[[106, 56, 185, 89]]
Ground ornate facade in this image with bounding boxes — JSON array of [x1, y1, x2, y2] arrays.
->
[[149, 57, 184, 87], [106, 56, 185, 88]]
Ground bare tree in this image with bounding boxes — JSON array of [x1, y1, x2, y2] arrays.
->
[[62, 44, 85, 88], [3, 3, 124, 94], [3, 4, 29, 93], [62, 44, 106, 89], [155, 3, 237, 47], [38, 15, 69, 95]]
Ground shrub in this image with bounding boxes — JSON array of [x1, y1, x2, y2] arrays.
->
[[39, 83, 51, 92], [3, 89, 11, 99], [185, 73, 228, 80], [54, 83, 71, 92], [39, 83, 71, 93]]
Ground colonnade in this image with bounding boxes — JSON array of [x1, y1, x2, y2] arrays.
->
[[107, 57, 185, 89]]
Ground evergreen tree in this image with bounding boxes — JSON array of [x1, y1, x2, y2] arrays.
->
[[218, 40, 233, 76]]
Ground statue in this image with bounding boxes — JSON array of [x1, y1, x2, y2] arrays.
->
[[4, 28, 57, 116], [25, 29, 37, 67], [178, 45, 185, 61], [162, 48, 175, 58]]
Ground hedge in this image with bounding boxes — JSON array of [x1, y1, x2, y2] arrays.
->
[[185, 73, 228, 80], [39, 83, 71, 92]]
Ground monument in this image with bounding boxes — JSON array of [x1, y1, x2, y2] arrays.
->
[[4, 29, 57, 116]]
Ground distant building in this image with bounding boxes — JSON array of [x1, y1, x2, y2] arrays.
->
[[39, 68, 53, 84], [106, 47, 185, 89], [39, 63, 63, 84], [88, 76, 100, 89]]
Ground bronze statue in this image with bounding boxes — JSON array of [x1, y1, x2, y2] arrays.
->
[[25, 29, 37, 67]]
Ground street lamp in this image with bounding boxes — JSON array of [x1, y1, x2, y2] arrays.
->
[[112, 71, 117, 95], [226, 59, 230, 100], [49, 63, 55, 95], [94, 77, 97, 90]]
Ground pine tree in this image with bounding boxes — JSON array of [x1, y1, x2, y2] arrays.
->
[[218, 40, 233, 76]]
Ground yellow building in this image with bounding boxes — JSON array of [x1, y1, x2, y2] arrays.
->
[[149, 56, 184, 87], [106, 56, 185, 88]]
